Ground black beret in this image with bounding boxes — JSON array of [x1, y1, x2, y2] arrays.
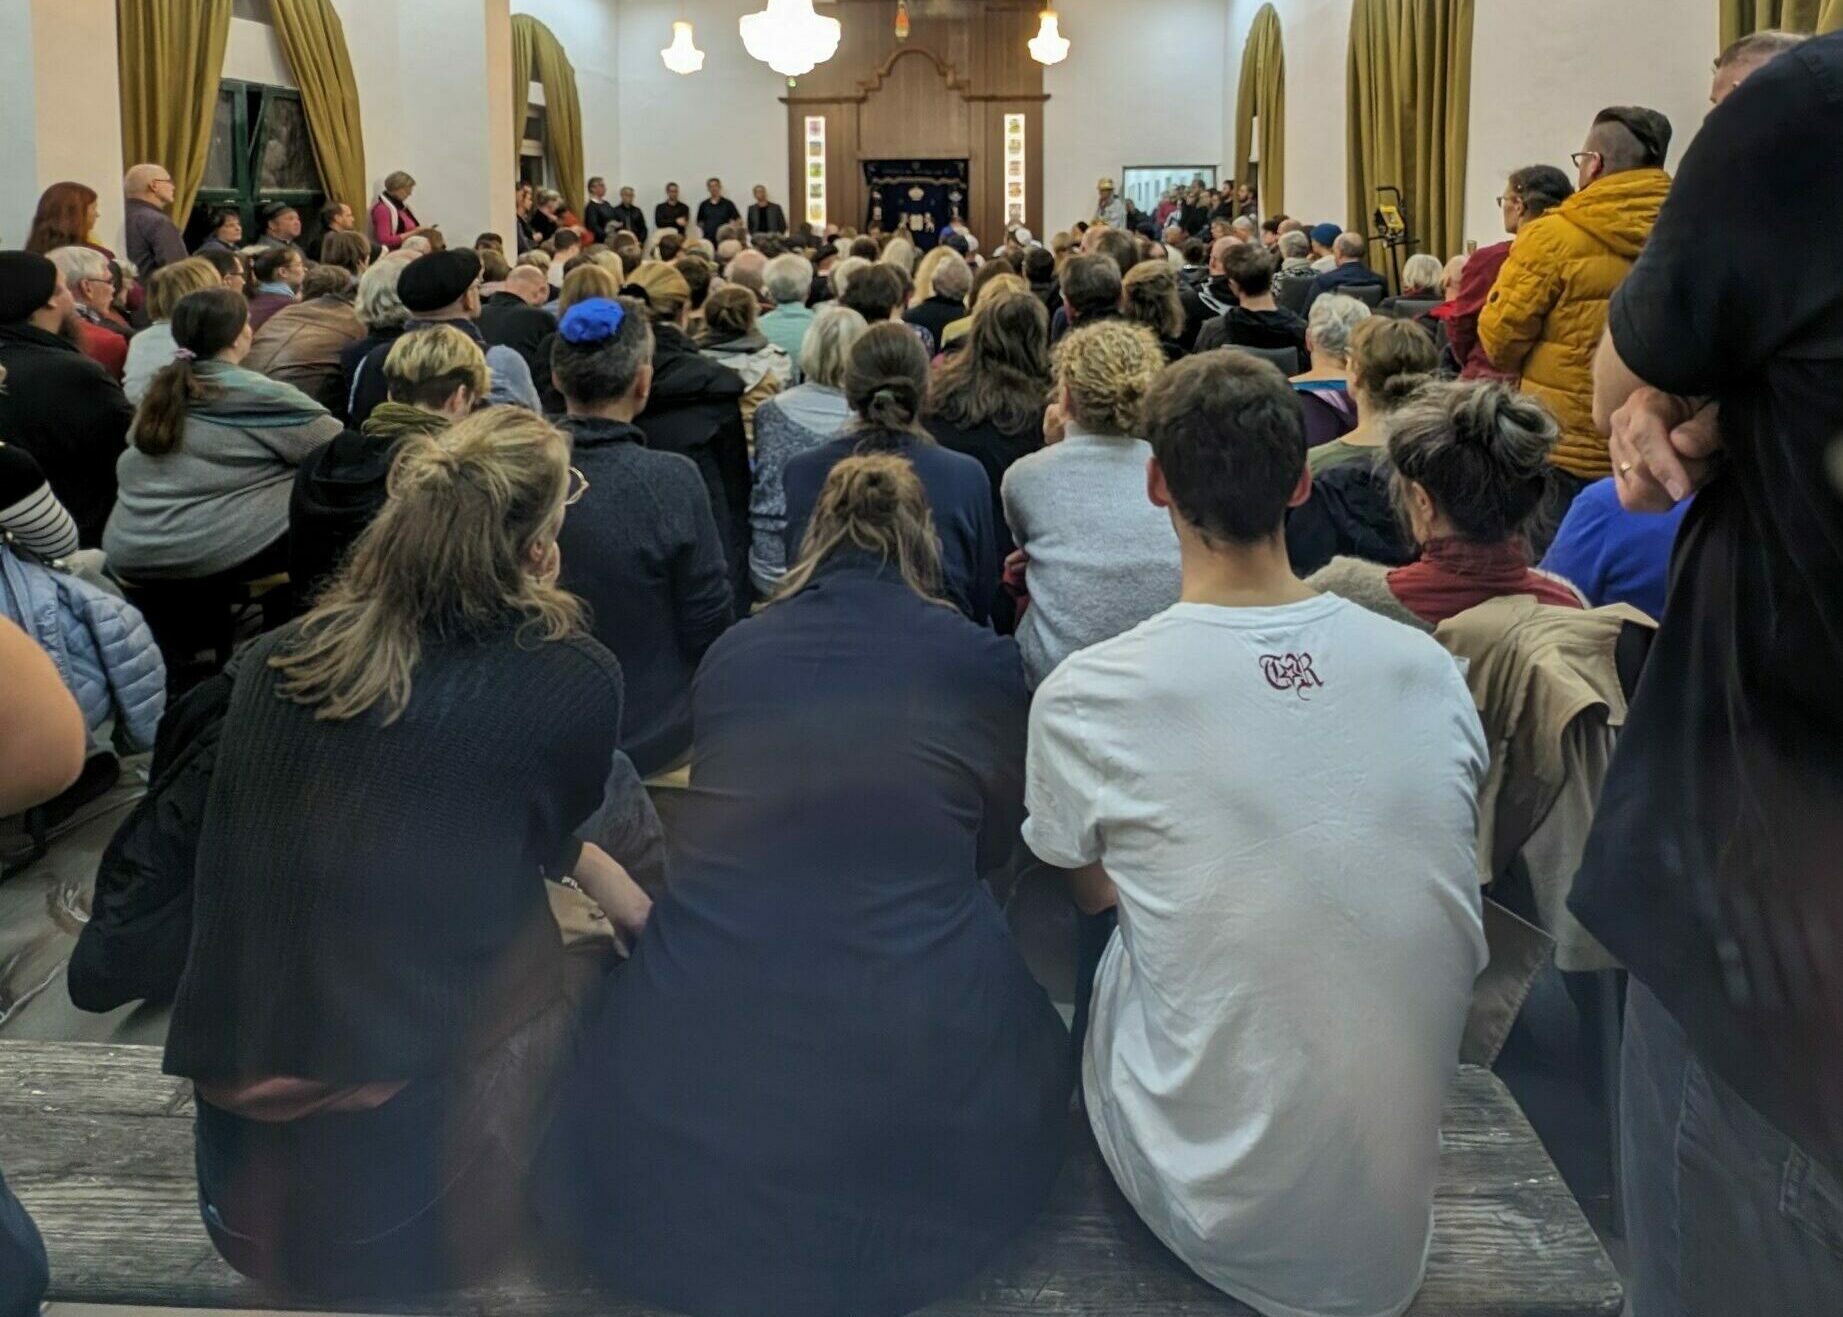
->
[[397, 249, 483, 314], [0, 252, 59, 325]]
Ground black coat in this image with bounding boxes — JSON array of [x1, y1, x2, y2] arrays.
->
[[287, 428, 394, 600], [904, 295, 967, 347], [635, 323, 752, 600], [655, 200, 690, 235], [584, 198, 619, 243], [609, 203, 648, 242], [1285, 458, 1415, 578], [0, 323, 134, 547], [748, 202, 788, 236], [338, 326, 406, 420], [697, 196, 741, 243], [479, 292, 557, 385]]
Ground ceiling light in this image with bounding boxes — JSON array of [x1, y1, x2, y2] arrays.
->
[[1029, 8, 1070, 66], [740, 0, 842, 79], [661, 20, 704, 75]]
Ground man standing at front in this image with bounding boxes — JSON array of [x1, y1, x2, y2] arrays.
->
[[584, 177, 618, 244], [698, 178, 741, 244], [608, 185, 648, 243], [656, 182, 690, 238], [1094, 177, 1127, 229], [122, 164, 186, 276], [1023, 351, 1487, 1317]]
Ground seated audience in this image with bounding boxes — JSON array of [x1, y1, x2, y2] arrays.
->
[[350, 248, 541, 425], [247, 245, 305, 332], [1291, 294, 1371, 448], [723, 248, 768, 304], [750, 305, 868, 595], [698, 284, 792, 443], [549, 230, 583, 290], [479, 263, 557, 384], [105, 289, 341, 584], [626, 260, 752, 600], [539, 452, 1070, 1317], [841, 264, 935, 355], [1538, 476, 1690, 621], [162, 408, 647, 1299], [1025, 245, 1059, 314], [0, 426, 81, 564], [551, 297, 735, 776], [339, 252, 417, 416], [1121, 262, 1188, 362], [47, 247, 131, 381], [783, 323, 997, 624], [1451, 165, 1573, 380], [196, 247, 248, 295], [1308, 318, 1440, 474], [0, 252, 135, 546], [1054, 253, 1124, 347], [939, 261, 1020, 350], [1311, 380, 1586, 628], [1023, 348, 1487, 1317], [533, 263, 623, 415], [126, 258, 220, 405], [1379, 254, 1447, 317], [1003, 319, 1176, 689], [904, 249, 972, 345], [195, 207, 244, 255], [674, 252, 716, 326], [1270, 228, 1316, 311], [1308, 221, 1341, 273], [1304, 232, 1384, 312], [926, 288, 1050, 573], [759, 252, 817, 360], [1195, 243, 1308, 361], [254, 202, 304, 252], [289, 325, 483, 600], [244, 232, 370, 415]]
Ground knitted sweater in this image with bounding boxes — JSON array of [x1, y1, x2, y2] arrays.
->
[[163, 621, 625, 1084]]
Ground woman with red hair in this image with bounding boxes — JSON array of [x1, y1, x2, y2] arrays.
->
[[25, 182, 112, 259]]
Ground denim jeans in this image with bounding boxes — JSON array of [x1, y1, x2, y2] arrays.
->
[[1621, 980, 1843, 1316]]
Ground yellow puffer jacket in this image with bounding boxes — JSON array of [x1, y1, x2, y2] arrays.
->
[[1478, 167, 1671, 479]]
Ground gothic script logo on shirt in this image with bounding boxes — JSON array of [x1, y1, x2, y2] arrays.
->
[[1260, 653, 1325, 700]]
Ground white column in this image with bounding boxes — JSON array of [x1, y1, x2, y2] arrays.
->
[[0, 0, 127, 254]]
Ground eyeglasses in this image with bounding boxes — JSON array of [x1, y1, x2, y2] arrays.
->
[[1570, 151, 1603, 170], [565, 467, 590, 506]]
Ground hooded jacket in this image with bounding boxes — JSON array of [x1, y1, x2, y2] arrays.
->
[[0, 322, 135, 547], [244, 294, 366, 417], [1479, 167, 1672, 478]]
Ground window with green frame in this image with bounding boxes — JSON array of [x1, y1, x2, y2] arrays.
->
[[183, 80, 326, 250]]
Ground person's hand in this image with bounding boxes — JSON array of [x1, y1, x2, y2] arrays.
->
[[1042, 401, 1067, 445], [1610, 389, 1720, 513], [573, 842, 653, 939], [1003, 548, 1029, 592]]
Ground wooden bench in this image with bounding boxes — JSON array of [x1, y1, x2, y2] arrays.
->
[[0, 1041, 1622, 1315]]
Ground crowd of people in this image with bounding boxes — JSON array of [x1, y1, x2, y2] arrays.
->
[[0, 24, 1839, 1317]]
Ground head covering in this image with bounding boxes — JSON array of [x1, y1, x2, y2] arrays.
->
[[560, 298, 627, 344], [1097, 177, 1116, 192], [397, 249, 483, 313], [258, 201, 297, 228], [1311, 222, 1343, 247], [623, 261, 692, 315], [0, 252, 58, 324]]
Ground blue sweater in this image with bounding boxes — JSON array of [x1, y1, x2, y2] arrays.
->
[[1540, 477, 1690, 621]]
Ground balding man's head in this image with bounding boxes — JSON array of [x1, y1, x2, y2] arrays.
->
[[716, 239, 744, 264], [1333, 232, 1367, 263], [505, 264, 550, 306], [725, 248, 768, 295], [1713, 29, 1806, 104], [124, 163, 176, 206], [1208, 236, 1242, 276]]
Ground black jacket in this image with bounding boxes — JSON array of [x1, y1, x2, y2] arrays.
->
[[287, 428, 394, 600], [1285, 458, 1415, 577], [748, 202, 788, 236], [609, 203, 648, 242], [655, 200, 690, 235], [0, 323, 134, 547], [635, 323, 752, 600], [1195, 305, 1309, 359], [479, 292, 557, 384], [697, 196, 741, 243], [555, 416, 735, 776], [338, 325, 406, 419], [584, 198, 619, 243], [904, 295, 967, 347]]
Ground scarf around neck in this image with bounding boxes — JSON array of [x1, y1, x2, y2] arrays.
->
[[1386, 536, 1583, 625], [190, 361, 329, 428]]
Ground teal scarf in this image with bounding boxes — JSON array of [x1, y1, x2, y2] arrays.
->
[[190, 361, 330, 429]]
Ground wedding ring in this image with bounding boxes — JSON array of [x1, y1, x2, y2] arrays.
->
[[1619, 462, 1634, 474]]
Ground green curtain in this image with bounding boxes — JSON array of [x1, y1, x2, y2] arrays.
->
[[511, 16, 586, 217], [1233, 5, 1286, 218], [1346, 0, 1475, 285], [116, 0, 233, 222], [511, 16, 537, 175], [269, 0, 369, 212], [1720, 0, 1843, 48]]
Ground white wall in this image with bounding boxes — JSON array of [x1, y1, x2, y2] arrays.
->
[[513, 0, 622, 189], [1043, 0, 1231, 234], [1225, 0, 1719, 253], [612, 0, 788, 212]]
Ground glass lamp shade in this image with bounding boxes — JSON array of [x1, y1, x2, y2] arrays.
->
[[1029, 9, 1070, 67], [739, 0, 842, 79], [661, 21, 705, 75]]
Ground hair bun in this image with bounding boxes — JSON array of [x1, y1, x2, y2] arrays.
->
[[618, 282, 653, 306]]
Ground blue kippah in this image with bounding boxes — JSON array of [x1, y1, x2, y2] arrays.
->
[[559, 298, 626, 344]]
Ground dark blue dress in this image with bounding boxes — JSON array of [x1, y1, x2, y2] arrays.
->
[[538, 555, 1071, 1317]]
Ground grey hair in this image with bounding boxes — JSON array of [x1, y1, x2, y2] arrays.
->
[[1231, 216, 1257, 236], [1386, 380, 1558, 542], [764, 253, 814, 305], [356, 251, 418, 332], [724, 248, 767, 294], [1401, 254, 1445, 292], [1717, 28, 1806, 68], [799, 303, 871, 390], [879, 239, 916, 274], [1278, 230, 1310, 260], [1333, 232, 1368, 260], [46, 245, 111, 286], [930, 252, 973, 302], [1305, 294, 1371, 361], [830, 255, 872, 298]]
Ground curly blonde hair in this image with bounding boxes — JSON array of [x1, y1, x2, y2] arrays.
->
[[1053, 319, 1165, 436]]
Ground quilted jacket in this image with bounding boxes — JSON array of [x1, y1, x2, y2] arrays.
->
[[0, 545, 164, 751], [243, 294, 365, 417], [1478, 167, 1671, 479]]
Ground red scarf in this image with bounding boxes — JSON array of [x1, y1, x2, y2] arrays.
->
[[1387, 537, 1583, 625]]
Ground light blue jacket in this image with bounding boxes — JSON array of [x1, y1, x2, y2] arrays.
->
[[0, 546, 165, 751]]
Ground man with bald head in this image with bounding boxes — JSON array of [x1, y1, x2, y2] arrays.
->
[[1711, 28, 1806, 104], [1303, 231, 1383, 313], [1196, 234, 1246, 318], [725, 248, 770, 310], [122, 163, 186, 276], [479, 262, 558, 382]]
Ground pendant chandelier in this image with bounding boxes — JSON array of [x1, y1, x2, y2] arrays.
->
[[660, 21, 705, 75], [739, 0, 842, 79], [1028, 8, 1070, 66]]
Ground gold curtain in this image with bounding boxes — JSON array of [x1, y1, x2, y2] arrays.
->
[[1233, 5, 1287, 218], [1346, 0, 1475, 285], [269, 0, 369, 212], [511, 16, 537, 175], [511, 16, 586, 217], [1720, 0, 1843, 48], [116, 0, 233, 222]]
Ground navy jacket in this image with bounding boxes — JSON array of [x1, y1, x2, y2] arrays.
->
[[1305, 261, 1385, 311]]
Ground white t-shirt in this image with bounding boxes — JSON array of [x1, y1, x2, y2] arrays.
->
[[1024, 596, 1488, 1317]]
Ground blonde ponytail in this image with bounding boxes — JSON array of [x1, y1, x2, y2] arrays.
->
[[773, 453, 952, 610]]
